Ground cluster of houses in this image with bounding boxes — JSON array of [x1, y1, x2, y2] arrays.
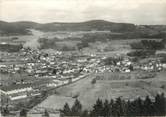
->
[[0, 49, 97, 77], [0, 49, 97, 104], [0, 48, 166, 109], [0, 72, 87, 103], [93, 57, 133, 73], [138, 59, 166, 72], [93, 56, 166, 73]]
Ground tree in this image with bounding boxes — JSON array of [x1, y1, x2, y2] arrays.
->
[[114, 97, 124, 116], [62, 103, 71, 116], [91, 78, 96, 84], [129, 64, 134, 71], [41, 90, 48, 97], [77, 41, 89, 50], [71, 99, 82, 116], [61, 94, 166, 117], [127, 50, 156, 58], [154, 93, 166, 115], [160, 93, 166, 115], [103, 57, 117, 65], [1, 106, 10, 116], [143, 96, 153, 116], [109, 99, 114, 116], [20, 109, 27, 117], [52, 69, 57, 75], [91, 98, 103, 116], [135, 97, 143, 116], [102, 99, 110, 117], [42, 109, 49, 117], [130, 40, 165, 50], [126, 100, 131, 116]]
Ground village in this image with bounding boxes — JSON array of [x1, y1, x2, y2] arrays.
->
[[0, 47, 166, 106]]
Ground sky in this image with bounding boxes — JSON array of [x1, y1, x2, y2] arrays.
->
[[0, 0, 166, 25]]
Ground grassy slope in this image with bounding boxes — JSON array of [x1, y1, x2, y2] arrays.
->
[[35, 71, 166, 110]]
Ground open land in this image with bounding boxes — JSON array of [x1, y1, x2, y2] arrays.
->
[[34, 71, 166, 111]]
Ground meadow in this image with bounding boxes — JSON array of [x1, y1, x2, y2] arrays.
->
[[33, 71, 166, 110]]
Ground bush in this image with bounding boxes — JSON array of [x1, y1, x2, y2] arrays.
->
[[20, 109, 27, 117], [91, 78, 96, 84], [0, 44, 23, 52], [130, 40, 165, 50], [130, 42, 144, 49], [103, 57, 121, 65], [61, 45, 75, 51], [137, 72, 156, 79], [127, 50, 156, 58], [77, 40, 89, 50], [160, 85, 165, 89], [38, 38, 56, 49]]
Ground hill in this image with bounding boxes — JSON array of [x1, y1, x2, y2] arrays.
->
[[0, 20, 166, 39], [39, 20, 136, 32], [0, 20, 135, 34], [0, 21, 32, 35]]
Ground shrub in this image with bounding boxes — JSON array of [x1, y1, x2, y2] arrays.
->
[[91, 78, 96, 84], [130, 40, 165, 50], [127, 50, 156, 58]]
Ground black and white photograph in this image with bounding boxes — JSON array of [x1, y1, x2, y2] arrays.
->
[[0, 0, 166, 117]]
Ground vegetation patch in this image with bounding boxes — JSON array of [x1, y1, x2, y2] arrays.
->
[[61, 93, 166, 116], [95, 73, 131, 81], [136, 72, 156, 79], [130, 39, 165, 50], [0, 43, 23, 52]]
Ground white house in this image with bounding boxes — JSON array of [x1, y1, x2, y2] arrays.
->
[[0, 85, 33, 101]]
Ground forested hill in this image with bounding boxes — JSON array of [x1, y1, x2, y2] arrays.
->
[[0, 21, 31, 35], [0, 20, 166, 38], [39, 20, 136, 32], [0, 20, 135, 34]]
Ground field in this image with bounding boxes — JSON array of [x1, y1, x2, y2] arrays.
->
[[33, 71, 166, 111], [0, 28, 163, 54]]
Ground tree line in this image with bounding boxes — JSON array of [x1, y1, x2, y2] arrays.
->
[[1, 93, 165, 117], [0, 43, 23, 52], [61, 93, 166, 117], [127, 39, 165, 58], [130, 39, 165, 50], [127, 50, 156, 58]]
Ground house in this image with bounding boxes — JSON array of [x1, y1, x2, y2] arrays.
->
[[0, 78, 51, 101], [0, 84, 32, 95], [0, 84, 33, 101]]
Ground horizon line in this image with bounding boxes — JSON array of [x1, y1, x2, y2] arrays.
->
[[1, 19, 166, 26]]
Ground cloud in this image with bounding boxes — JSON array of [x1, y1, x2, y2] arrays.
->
[[1, 0, 166, 24]]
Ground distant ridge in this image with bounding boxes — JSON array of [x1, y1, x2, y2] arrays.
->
[[0, 20, 135, 34], [0, 20, 166, 38]]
